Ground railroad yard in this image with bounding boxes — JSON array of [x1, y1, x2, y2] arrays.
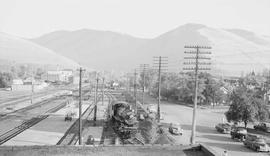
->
[[1, 84, 270, 156]]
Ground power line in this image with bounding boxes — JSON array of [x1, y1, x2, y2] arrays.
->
[[183, 45, 211, 145]]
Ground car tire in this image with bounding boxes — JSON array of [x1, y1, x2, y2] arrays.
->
[[240, 136, 245, 142], [255, 147, 260, 152]]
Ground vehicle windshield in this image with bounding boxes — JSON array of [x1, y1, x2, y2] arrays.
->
[[255, 138, 266, 144], [265, 123, 270, 127], [223, 124, 231, 128]]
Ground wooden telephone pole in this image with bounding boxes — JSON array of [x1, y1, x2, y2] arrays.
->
[[94, 72, 99, 122], [134, 69, 138, 114], [183, 45, 211, 144], [78, 67, 85, 145], [140, 64, 149, 105], [153, 56, 168, 122], [102, 77, 105, 105]]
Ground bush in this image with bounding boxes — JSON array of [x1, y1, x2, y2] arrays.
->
[[0, 72, 13, 88]]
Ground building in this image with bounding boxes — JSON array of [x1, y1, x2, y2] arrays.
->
[[46, 70, 73, 82], [11, 78, 48, 91]]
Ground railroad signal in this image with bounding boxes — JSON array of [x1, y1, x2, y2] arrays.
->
[[183, 45, 211, 145]]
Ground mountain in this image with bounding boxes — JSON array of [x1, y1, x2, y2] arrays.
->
[[32, 29, 149, 71], [0, 32, 79, 69], [31, 24, 270, 76]]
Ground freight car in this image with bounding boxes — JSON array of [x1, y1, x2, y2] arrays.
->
[[109, 101, 138, 139]]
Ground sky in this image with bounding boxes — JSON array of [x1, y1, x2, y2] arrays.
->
[[0, 0, 269, 38]]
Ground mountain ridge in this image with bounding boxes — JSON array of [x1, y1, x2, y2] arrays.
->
[[30, 23, 270, 76], [0, 32, 80, 70]]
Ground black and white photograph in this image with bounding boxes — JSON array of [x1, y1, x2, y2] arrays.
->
[[0, 0, 270, 155]]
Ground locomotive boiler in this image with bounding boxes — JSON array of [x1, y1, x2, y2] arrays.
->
[[109, 101, 138, 139]]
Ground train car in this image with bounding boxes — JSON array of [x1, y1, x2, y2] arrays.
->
[[109, 101, 138, 139]]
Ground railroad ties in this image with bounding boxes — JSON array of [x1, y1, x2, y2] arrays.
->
[[0, 115, 49, 145], [0, 100, 69, 145]]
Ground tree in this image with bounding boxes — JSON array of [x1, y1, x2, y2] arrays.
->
[[202, 75, 225, 106], [35, 68, 45, 79], [0, 72, 13, 88], [225, 86, 269, 127], [160, 73, 180, 100], [18, 65, 27, 78]]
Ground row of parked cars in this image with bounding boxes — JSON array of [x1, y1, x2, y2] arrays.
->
[[215, 123, 270, 152]]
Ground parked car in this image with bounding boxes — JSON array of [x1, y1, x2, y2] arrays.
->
[[254, 122, 270, 133], [169, 123, 183, 135], [64, 113, 73, 121], [215, 123, 231, 134], [230, 127, 247, 141], [244, 134, 269, 152]]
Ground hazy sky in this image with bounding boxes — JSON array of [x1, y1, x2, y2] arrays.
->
[[0, 0, 269, 38]]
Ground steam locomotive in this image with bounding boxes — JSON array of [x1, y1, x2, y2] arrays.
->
[[108, 101, 138, 139]]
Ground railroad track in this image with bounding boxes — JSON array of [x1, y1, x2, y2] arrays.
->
[[0, 96, 59, 118], [0, 89, 62, 107], [58, 89, 115, 145], [0, 115, 48, 145], [0, 99, 71, 145], [100, 90, 145, 146], [108, 90, 146, 145], [0, 87, 91, 119], [56, 94, 101, 145]]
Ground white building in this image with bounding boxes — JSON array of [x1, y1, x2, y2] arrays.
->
[[46, 70, 73, 82]]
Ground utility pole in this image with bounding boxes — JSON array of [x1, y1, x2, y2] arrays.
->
[[126, 73, 131, 93], [94, 72, 99, 122], [134, 69, 138, 114], [126, 74, 129, 92], [31, 69, 34, 104], [183, 45, 211, 144], [153, 56, 168, 122], [78, 67, 85, 145], [102, 77, 105, 105], [140, 64, 149, 105]]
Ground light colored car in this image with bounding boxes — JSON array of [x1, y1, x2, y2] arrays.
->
[[169, 123, 183, 135], [254, 122, 270, 133], [244, 134, 269, 152]]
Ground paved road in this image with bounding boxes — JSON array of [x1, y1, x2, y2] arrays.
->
[[161, 103, 269, 156]]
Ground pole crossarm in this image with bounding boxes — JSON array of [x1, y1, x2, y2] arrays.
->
[[183, 45, 211, 145], [184, 45, 212, 49]]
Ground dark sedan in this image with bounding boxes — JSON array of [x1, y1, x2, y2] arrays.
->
[[215, 123, 231, 133]]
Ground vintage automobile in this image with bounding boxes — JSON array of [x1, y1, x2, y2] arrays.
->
[[168, 123, 183, 135], [254, 122, 270, 133], [244, 134, 269, 152], [230, 127, 247, 141], [215, 123, 231, 134]]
